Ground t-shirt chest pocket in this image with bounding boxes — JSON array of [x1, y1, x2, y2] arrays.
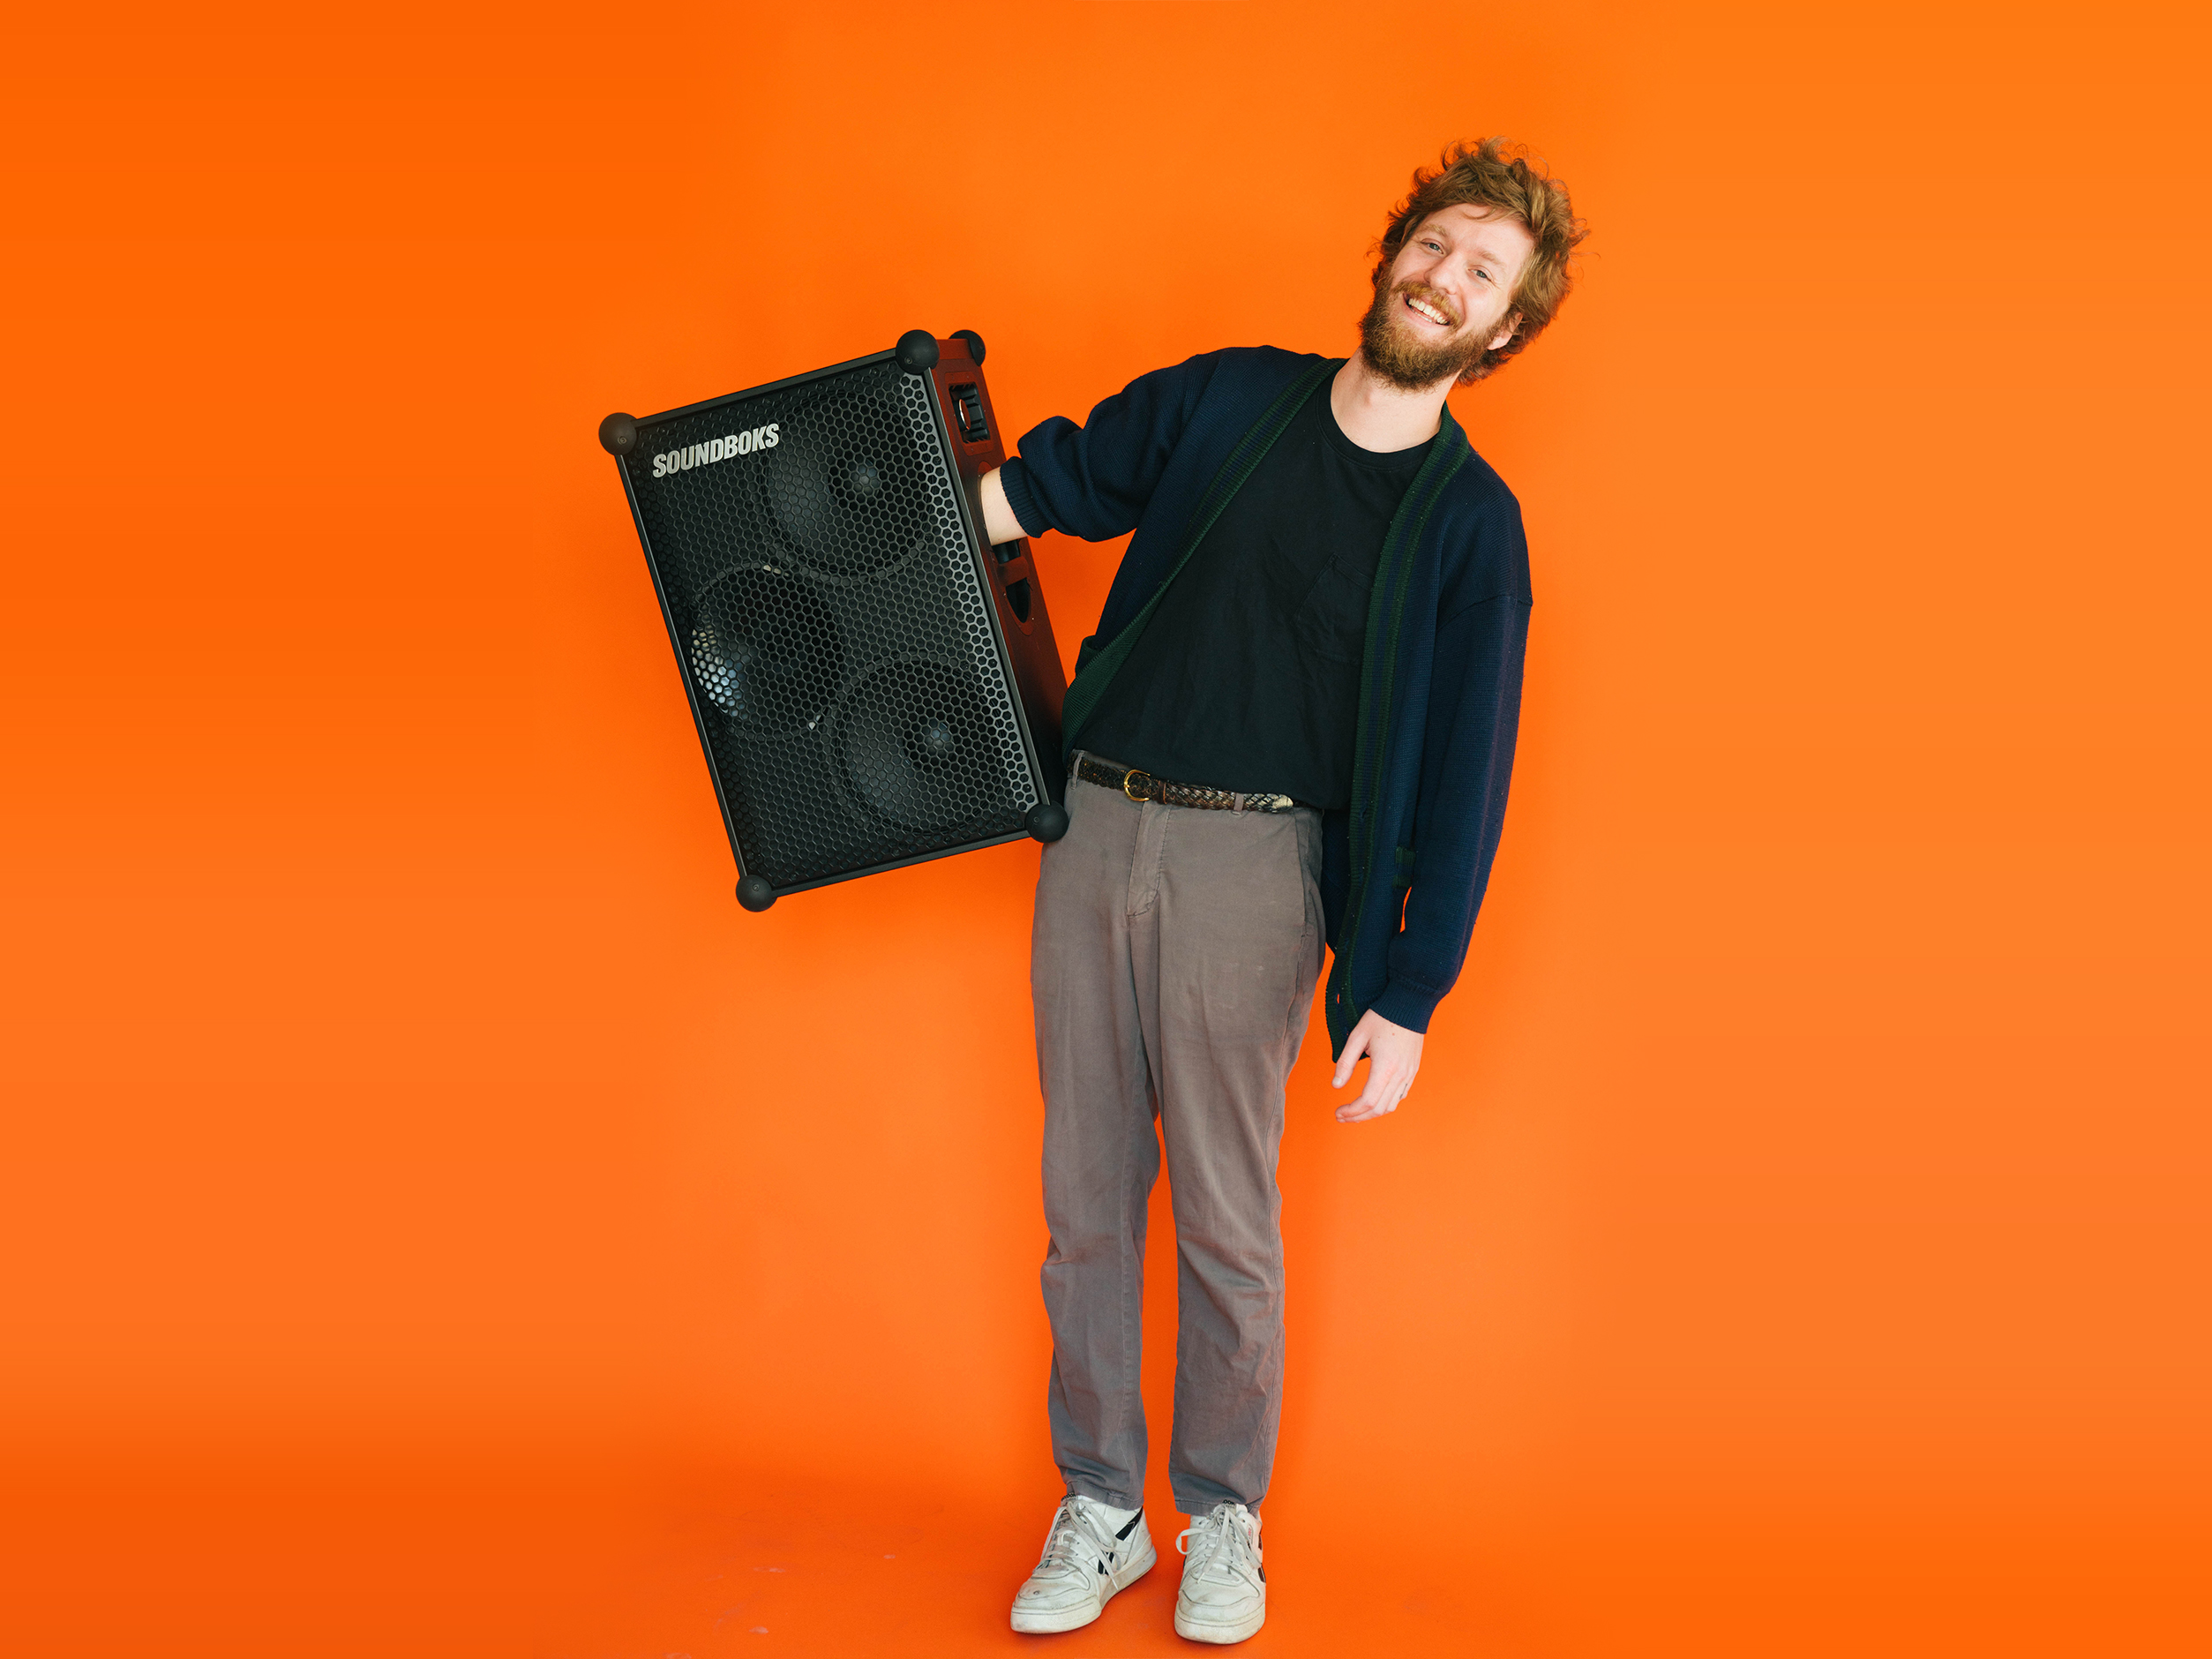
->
[[1291, 552, 1376, 666]]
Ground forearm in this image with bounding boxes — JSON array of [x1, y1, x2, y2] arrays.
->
[[979, 466, 1026, 546]]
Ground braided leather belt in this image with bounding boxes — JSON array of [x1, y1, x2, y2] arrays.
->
[[1073, 754, 1316, 814]]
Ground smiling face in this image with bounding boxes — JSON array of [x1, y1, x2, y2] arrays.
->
[[1359, 203, 1539, 390]]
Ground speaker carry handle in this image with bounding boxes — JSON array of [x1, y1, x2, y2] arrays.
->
[[987, 541, 1038, 631]]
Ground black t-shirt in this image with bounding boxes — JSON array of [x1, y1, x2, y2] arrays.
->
[[1077, 382, 1432, 810]]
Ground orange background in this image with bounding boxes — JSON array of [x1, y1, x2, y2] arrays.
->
[[3, 3, 2207, 1655]]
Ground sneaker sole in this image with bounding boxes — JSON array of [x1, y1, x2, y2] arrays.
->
[[1010, 1537, 1157, 1633], [1173, 1601, 1265, 1645], [1011, 1603, 1103, 1635]]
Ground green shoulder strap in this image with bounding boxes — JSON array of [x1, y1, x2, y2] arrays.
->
[[1058, 357, 1338, 759]]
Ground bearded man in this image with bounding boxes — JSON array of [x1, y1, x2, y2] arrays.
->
[[978, 139, 1585, 1645]]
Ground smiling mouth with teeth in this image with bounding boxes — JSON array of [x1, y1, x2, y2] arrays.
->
[[1400, 286, 1460, 329]]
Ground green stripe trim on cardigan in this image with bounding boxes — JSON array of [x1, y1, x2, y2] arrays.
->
[[1324, 402, 1470, 1053], [1057, 357, 1338, 759]]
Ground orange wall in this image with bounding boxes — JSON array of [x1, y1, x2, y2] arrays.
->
[[3, 3, 2206, 1654]]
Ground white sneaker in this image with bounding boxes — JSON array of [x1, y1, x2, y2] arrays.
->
[[1173, 1501, 1265, 1644], [1009, 1494, 1156, 1634]]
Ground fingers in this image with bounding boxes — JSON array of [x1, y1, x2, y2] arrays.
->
[[1333, 1063, 1415, 1122], [1331, 1073, 1376, 1120], [1331, 1034, 1370, 1089], [1331, 1011, 1419, 1122]]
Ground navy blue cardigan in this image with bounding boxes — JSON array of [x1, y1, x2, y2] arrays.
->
[[1000, 346, 1531, 1058]]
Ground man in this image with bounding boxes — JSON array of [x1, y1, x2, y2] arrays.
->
[[978, 139, 1584, 1644]]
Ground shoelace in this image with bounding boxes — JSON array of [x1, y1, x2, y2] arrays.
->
[[1035, 1498, 1110, 1580], [1176, 1503, 1260, 1587]]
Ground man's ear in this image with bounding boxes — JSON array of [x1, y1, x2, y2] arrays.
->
[[1486, 312, 1523, 353]]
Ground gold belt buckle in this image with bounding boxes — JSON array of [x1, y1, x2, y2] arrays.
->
[[1122, 768, 1154, 802]]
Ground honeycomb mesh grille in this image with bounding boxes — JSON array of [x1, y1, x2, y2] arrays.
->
[[625, 359, 1036, 889]]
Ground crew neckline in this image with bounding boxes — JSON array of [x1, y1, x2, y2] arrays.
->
[[1318, 385, 1436, 471]]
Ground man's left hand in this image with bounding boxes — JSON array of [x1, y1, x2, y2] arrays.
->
[[1330, 1010, 1423, 1123]]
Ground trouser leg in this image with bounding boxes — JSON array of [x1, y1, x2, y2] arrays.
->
[[1153, 802, 1324, 1516], [1034, 777, 1160, 1510]]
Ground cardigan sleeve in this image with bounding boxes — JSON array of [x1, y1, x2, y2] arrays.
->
[[1364, 587, 1532, 1035], [999, 352, 1218, 542]]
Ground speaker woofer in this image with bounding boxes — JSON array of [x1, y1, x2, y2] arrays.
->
[[686, 566, 843, 733], [836, 659, 1001, 832], [755, 388, 919, 578]]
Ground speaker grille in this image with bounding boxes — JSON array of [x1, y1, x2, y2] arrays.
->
[[625, 359, 1036, 889]]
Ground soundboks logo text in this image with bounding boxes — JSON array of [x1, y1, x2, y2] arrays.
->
[[650, 424, 779, 478]]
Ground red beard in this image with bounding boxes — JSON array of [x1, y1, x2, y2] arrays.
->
[[1359, 277, 1493, 390]]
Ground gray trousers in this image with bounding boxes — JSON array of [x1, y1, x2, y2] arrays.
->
[[1031, 761, 1325, 1515]]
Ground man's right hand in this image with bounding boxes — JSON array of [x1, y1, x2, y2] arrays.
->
[[979, 467, 1027, 547]]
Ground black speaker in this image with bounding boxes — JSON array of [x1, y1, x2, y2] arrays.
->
[[602, 330, 1068, 910]]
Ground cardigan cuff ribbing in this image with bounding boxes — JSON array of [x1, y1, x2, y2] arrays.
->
[[1365, 979, 1442, 1036], [997, 457, 1052, 539]]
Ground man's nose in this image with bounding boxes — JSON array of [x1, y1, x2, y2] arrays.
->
[[1410, 267, 1462, 317]]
